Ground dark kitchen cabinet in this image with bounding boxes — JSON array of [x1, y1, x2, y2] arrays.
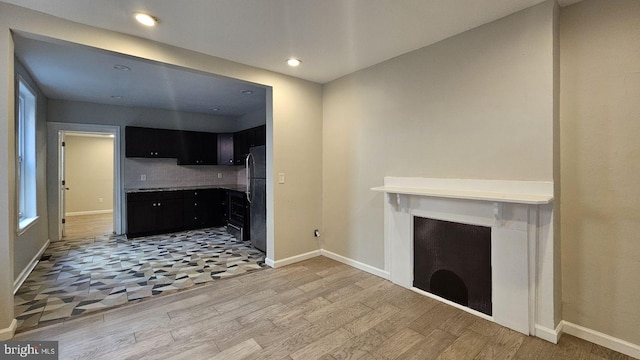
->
[[127, 188, 230, 237], [183, 189, 227, 229], [127, 191, 184, 237], [250, 125, 266, 147], [125, 126, 178, 158], [217, 133, 234, 165], [177, 131, 218, 165], [233, 125, 266, 165], [126, 125, 265, 165], [232, 132, 246, 165]]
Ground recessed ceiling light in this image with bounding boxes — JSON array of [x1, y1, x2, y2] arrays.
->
[[241, 90, 254, 95], [111, 95, 124, 100], [134, 12, 158, 27], [113, 64, 131, 71], [286, 58, 302, 67]]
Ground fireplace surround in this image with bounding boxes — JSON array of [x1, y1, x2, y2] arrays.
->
[[372, 177, 558, 342]]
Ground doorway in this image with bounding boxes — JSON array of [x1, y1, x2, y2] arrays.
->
[[60, 131, 115, 239], [48, 122, 122, 241]]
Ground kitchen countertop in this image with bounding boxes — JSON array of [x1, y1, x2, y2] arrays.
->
[[125, 184, 247, 194]]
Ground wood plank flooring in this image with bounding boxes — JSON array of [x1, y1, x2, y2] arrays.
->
[[63, 213, 114, 239], [13, 257, 633, 360]]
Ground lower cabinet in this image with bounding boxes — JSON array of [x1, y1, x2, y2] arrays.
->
[[127, 188, 229, 238], [126, 191, 184, 237], [183, 189, 226, 229]]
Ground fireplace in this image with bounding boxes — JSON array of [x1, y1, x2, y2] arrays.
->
[[372, 177, 558, 342], [413, 217, 492, 316]]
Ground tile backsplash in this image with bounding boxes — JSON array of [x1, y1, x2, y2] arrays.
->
[[125, 158, 246, 189]]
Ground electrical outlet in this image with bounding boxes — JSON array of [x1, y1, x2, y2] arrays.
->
[[98, 197, 103, 203], [140, 174, 147, 181], [278, 173, 285, 184], [218, 172, 223, 179], [314, 229, 320, 237]]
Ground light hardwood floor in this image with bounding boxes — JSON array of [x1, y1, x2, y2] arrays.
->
[[63, 213, 114, 239], [13, 257, 632, 360]]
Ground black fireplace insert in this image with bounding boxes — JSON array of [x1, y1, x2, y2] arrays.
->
[[413, 217, 492, 316]]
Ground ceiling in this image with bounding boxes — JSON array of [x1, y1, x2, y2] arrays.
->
[[13, 34, 267, 117], [6, 0, 582, 85], [8, 0, 582, 117]]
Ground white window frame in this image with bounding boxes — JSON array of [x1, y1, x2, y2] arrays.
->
[[17, 76, 38, 233]]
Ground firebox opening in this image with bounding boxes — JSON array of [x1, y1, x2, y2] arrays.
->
[[413, 216, 492, 316], [430, 269, 468, 307]]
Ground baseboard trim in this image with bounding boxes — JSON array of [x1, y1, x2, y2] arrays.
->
[[266, 250, 321, 268], [535, 322, 563, 344], [0, 319, 17, 340], [320, 249, 390, 280], [265, 258, 275, 268], [561, 321, 640, 359], [65, 209, 113, 216], [14, 239, 50, 294]]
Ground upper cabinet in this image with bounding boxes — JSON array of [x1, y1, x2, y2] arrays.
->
[[233, 125, 266, 165], [125, 126, 178, 158], [125, 125, 265, 166], [217, 133, 234, 166], [177, 131, 218, 165]]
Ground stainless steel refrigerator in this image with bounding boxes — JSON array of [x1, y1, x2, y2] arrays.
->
[[246, 145, 266, 252]]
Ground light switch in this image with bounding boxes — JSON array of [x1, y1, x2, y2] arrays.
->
[[218, 172, 223, 179], [278, 173, 285, 184]]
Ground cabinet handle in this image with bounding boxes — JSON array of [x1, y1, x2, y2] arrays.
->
[[150, 151, 154, 155], [157, 202, 161, 206], [194, 192, 198, 195], [194, 203, 198, 206], [152, 203, 156, 207]]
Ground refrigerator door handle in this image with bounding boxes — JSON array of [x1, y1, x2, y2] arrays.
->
[[246, 153, 253, 203]]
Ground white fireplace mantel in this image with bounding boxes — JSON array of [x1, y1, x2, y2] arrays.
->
[[372, 177, 558, 343], [371, 177, 553, 204]]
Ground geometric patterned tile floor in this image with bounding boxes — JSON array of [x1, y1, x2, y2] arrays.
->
[[14, 227, 266, 332]]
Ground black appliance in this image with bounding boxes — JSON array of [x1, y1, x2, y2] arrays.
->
[[247, 145, 266, 252]]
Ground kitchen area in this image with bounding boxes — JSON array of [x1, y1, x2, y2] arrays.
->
[[12, 33, 270, 252], [124, 124, 267, 252]]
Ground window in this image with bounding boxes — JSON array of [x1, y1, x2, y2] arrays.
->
[[17, 77, 37, 232]]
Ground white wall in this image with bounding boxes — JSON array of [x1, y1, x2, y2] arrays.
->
[[0, 2, 323, 336], [48, 99, 240, 133], [237, 108, 267, 130], [0, 29, 15, 338], [322, 1, 556, 272], [64, 134, 113, 215], [560, 0, 640, 346]]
